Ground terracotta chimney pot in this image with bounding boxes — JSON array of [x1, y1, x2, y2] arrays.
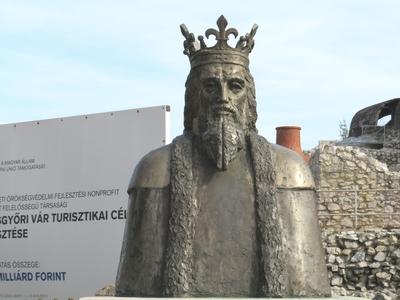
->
[[275, 126, 309, 162]]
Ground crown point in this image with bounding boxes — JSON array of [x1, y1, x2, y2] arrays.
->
[[217, 15, 228, 30], [198, 35, 207, 49], [250, 24, 259, 37], [180, 24, 189, 38]]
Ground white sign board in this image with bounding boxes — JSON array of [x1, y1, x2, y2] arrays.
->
[[0, 106, 170, 300]]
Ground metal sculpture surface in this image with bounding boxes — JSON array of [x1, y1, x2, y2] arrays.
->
[[115, 16, 331, 298], [349, 98, 400, 138]]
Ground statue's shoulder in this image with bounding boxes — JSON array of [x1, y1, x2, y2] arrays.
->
[[128, 144, 171, 191], [269, 143, 315, 189]]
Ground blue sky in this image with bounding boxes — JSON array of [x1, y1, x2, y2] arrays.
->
[[1, 0, 399, 149]]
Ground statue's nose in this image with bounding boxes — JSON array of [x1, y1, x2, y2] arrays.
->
[[217, 84, 229, 104]]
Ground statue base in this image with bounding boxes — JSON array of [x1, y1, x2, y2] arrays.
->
[[80, 297, 369, 300]]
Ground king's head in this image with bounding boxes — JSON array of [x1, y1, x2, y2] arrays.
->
[[181, 16, 259, 170]]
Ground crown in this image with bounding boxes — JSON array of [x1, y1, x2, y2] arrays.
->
[[180, 15, 258, 69]]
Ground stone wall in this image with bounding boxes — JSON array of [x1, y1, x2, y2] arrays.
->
[[343, 127, 400, 171], [360, 147, 400, 172], [310, 142, 400, 298], [310, 142, 400, 230], [323, 229, 400, 299]]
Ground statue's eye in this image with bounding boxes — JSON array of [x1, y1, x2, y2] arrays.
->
[[229, 80, 244, 93], [203, 79, 218, 93]]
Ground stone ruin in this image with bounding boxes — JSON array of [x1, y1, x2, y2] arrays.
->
[[346, 98, 400, 172], [310, 98, 400, 299]]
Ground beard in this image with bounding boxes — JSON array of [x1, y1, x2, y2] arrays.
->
[[199, 111, 246, 171]]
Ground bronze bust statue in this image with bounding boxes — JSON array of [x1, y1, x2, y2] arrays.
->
[[115, 16, 331, 298]]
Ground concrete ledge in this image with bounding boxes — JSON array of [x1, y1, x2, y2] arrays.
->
[[80, 297, 369, 300]]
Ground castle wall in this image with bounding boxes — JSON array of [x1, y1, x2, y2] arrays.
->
[[322, 229, 400, 299], [310, 143, 400, 298], [310, 143, 400, 230]]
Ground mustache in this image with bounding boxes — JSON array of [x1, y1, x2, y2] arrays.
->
[[211, 104, 238, 119]]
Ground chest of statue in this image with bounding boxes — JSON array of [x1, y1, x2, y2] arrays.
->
[[191, 149, 259, 296]]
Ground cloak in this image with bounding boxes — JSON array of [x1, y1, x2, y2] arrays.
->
[[115, 133, 331, 297]]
